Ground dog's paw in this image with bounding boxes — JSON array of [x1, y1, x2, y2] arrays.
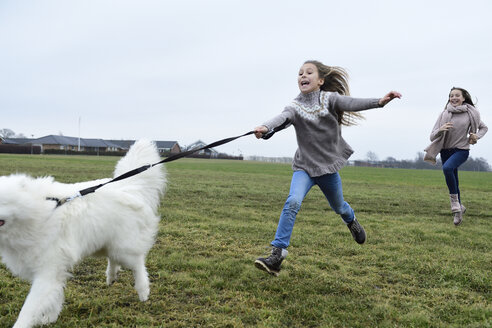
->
[[13, 320, 32, 328], [40, 311, 60, 325], [138, 292, 149, 302], [137, 287, 150, 302]]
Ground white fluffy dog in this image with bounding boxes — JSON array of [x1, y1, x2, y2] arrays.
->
[[0, 140, 166, 328]]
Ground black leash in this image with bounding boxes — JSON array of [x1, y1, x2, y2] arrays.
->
[[50, 119, 290, 208]]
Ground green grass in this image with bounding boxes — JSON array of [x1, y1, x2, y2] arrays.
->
[[0, 154, 491, 327]]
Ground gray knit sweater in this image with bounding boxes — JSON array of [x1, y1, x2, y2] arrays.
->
[[263, 90, 381, 177]]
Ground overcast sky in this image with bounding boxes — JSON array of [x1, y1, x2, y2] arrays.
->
[[1, 0, 491, 163]]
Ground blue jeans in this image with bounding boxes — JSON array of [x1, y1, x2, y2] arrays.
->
[[271, 170, 355, 249], [440, 148, 469, 202]]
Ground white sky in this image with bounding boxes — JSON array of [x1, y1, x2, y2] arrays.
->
[[1, 0, 491, 162]]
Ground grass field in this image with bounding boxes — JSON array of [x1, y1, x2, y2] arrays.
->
[[0, 154, 491, 328]]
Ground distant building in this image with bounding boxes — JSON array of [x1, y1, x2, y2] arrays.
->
[[108, 140, 181, 154], [4, 135, 124, 152], [2, 135, 181, 154], [185, 140, 219, 157], [155, 141, 181, 154], [1, 137, 33, 145], [105, 140, 136, 150]]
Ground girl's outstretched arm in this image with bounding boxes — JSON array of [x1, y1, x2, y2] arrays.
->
[[255, 108, 295, 139], [378, 91, 402, 107]]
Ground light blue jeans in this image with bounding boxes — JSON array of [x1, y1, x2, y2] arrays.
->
[[271, 170, 355, 249]]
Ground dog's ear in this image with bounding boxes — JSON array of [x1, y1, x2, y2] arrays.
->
[[8, 175, 56, 221], [13, 174, 37, 193]]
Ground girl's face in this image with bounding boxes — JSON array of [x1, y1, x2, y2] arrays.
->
[[449, 89, 465, 106], [298, 63, 324, 94]]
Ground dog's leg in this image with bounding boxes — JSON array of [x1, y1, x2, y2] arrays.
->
[[13, 275, 65, 328], [123, 255, 150, 302], [106, 258, 121, 285], [134, 259, 150, 302]]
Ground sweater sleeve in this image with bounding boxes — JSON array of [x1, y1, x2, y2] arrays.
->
[[429, 112, 445, 141], [476, 120, 488, 139], [329, 93, 381, 113], [262, 107, 295, 132]]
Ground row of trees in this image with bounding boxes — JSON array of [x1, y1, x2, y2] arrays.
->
[[362, 151, 490, 172], [0, 128, 26, 138], [1, 128, 490, 171]]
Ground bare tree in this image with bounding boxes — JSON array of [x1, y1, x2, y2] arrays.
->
[[366, 151, 379, 163], [0, 128, 16, 138]]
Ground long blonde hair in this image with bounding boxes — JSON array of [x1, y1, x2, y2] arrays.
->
[[304, 60, 363, 126]]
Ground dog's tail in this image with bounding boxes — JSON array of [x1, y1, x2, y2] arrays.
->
[[112, 139, 166, 208]]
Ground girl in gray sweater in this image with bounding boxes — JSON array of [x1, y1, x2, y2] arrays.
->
[[424, 87, 488, 225], [253, 60, 401, 276]]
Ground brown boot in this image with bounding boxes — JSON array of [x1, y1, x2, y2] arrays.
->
[[449, 194, 461, 213]]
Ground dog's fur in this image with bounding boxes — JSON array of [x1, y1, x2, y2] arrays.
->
[[0, 140, 166, 328]]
